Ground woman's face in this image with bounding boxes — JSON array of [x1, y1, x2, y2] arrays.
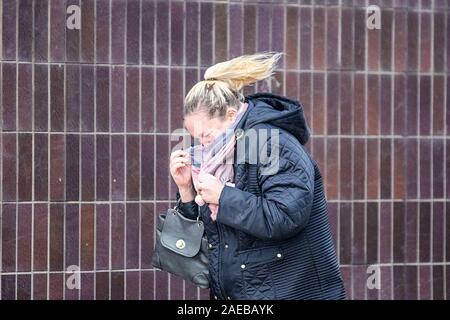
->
[[184, 107, 238, 147]]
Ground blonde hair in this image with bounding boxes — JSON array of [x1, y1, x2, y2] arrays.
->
[[184, 52, 283, 119]]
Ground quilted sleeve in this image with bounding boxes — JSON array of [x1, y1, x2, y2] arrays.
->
[[216, 129, 315, 240]]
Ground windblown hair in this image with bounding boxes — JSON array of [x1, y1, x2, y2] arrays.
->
[[184, 52, 283, 119]]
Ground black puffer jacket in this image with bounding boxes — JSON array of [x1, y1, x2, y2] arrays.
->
[[177, 93, 346, 300]]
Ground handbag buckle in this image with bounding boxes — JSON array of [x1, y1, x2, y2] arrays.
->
[[176, 239, 186, 249]]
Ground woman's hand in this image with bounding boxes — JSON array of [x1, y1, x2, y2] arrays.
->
[[196, 173, 224, 205], [170, 149, 192, 190]]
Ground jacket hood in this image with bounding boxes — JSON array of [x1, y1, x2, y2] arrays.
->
[[239, 93, 310, 145]]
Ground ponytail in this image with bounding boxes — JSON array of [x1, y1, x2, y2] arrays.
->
[[184, 52, 283, 118]]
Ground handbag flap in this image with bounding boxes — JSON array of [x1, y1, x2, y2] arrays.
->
[[160, 208, 205, 258]]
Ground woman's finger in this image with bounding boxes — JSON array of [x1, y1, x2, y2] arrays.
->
[[171, 156, 190, 166], [170, 149, 188, 161], [169, 150, 183, 161], [172, 162, 187, 171]]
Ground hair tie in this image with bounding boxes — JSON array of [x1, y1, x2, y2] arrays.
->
[[205, 82, 215, 91]]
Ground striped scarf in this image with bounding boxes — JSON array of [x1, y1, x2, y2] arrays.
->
[[189, 102, 248, 221]]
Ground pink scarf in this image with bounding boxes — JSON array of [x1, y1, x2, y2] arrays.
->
[[189, 102, 249, 221]]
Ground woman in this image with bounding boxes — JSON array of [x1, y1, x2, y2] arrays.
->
[[169, 52, 346, 300]]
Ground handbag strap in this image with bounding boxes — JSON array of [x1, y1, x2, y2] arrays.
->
[[173, 197, 182, 210], [174, 194, 202, 223]]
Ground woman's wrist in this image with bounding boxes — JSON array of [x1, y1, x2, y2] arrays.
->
[[179, 184, 195, 202]]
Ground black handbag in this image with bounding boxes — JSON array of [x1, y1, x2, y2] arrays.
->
[[151, 199, 210, 289]]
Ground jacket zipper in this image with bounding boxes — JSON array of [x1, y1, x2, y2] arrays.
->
[[216, 222, 228, 299]]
